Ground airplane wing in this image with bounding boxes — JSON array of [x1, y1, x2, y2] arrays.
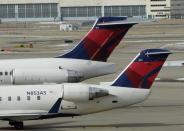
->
[[0, 110, 49, 121], [0, 98, 62, 121]]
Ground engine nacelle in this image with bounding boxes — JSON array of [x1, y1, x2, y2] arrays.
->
[[63, 84, 109, 102], [11, 69, 83, 85]]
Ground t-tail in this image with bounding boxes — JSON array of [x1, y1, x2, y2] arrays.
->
[[57, 17, 137, 62], [111, 49, 171, 89]]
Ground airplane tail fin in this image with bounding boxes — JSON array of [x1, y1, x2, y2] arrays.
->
[[111, 49, 171, 89], [57, 17, 137, 62]]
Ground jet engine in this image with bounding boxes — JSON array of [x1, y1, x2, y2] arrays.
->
[[63, 84, 109, 102], [11, 69, 83, 85]]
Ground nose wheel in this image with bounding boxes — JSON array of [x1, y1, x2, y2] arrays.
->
[[9, 121, 24, 130]]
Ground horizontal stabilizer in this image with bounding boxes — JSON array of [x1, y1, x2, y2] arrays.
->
[[145, 51, 171, 56], [97, 21, 138, 26]]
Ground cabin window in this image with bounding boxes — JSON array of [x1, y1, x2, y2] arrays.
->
[[8, 96, 11, 101], [27, 96, 31, 101], [5, 72, 8, 76], [0, 72, 3, 76], [17, 96, 21, 101], [37, 96, 41, 100], [0, 97, 2, 101]]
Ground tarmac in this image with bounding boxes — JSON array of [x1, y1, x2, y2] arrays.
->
[[0, 19, 184, 130]]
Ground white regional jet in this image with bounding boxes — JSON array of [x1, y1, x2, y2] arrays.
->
[[0, 17, 137, 85], [0, 49, 171, 129]]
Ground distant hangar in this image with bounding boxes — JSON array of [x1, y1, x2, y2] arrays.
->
[[0, 0, 171, 21]]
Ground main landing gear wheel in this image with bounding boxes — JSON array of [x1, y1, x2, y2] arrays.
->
[[9, 121, 24, 130]]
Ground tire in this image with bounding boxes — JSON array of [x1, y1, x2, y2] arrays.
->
[[14, 122, 24, 130]]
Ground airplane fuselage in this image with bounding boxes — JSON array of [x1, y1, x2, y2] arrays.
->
[[0, 83, 150, 121], [0, 58, 115, 85]]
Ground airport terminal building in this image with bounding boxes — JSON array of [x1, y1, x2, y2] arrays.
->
[[0, 0, 172, 21], [171, 0, 184, 19]]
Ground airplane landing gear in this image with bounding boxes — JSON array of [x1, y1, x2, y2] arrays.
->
[[9, 121, 24, 130]]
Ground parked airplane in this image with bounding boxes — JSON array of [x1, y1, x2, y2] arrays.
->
[[0, 17, 137, 85], [0, 49, 171, 129]]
